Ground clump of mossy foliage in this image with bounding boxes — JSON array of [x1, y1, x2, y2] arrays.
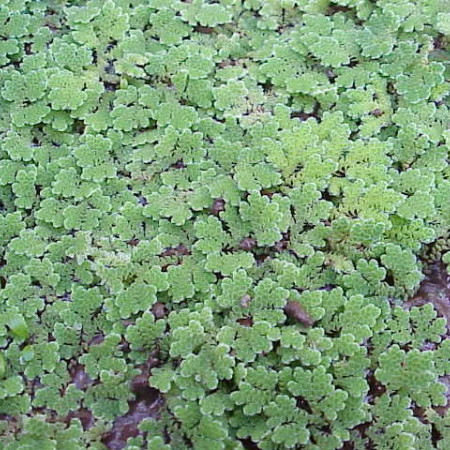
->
[[0, 0, 450, 449]]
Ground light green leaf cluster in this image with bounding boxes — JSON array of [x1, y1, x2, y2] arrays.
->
[[0, 0, 449, 448]]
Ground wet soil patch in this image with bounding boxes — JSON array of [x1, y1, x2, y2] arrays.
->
[[406, 262, 450, 329], [101, 354, 164, 450]]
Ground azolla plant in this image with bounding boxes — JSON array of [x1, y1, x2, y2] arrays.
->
[[0, 0, 450, 449]]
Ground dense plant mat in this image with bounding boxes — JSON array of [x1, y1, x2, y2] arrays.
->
[[0, 0, 450, 448]]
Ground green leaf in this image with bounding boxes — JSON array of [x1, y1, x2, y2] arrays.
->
[[0, 353, 5, 378], [7, 315, 29, 340]]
